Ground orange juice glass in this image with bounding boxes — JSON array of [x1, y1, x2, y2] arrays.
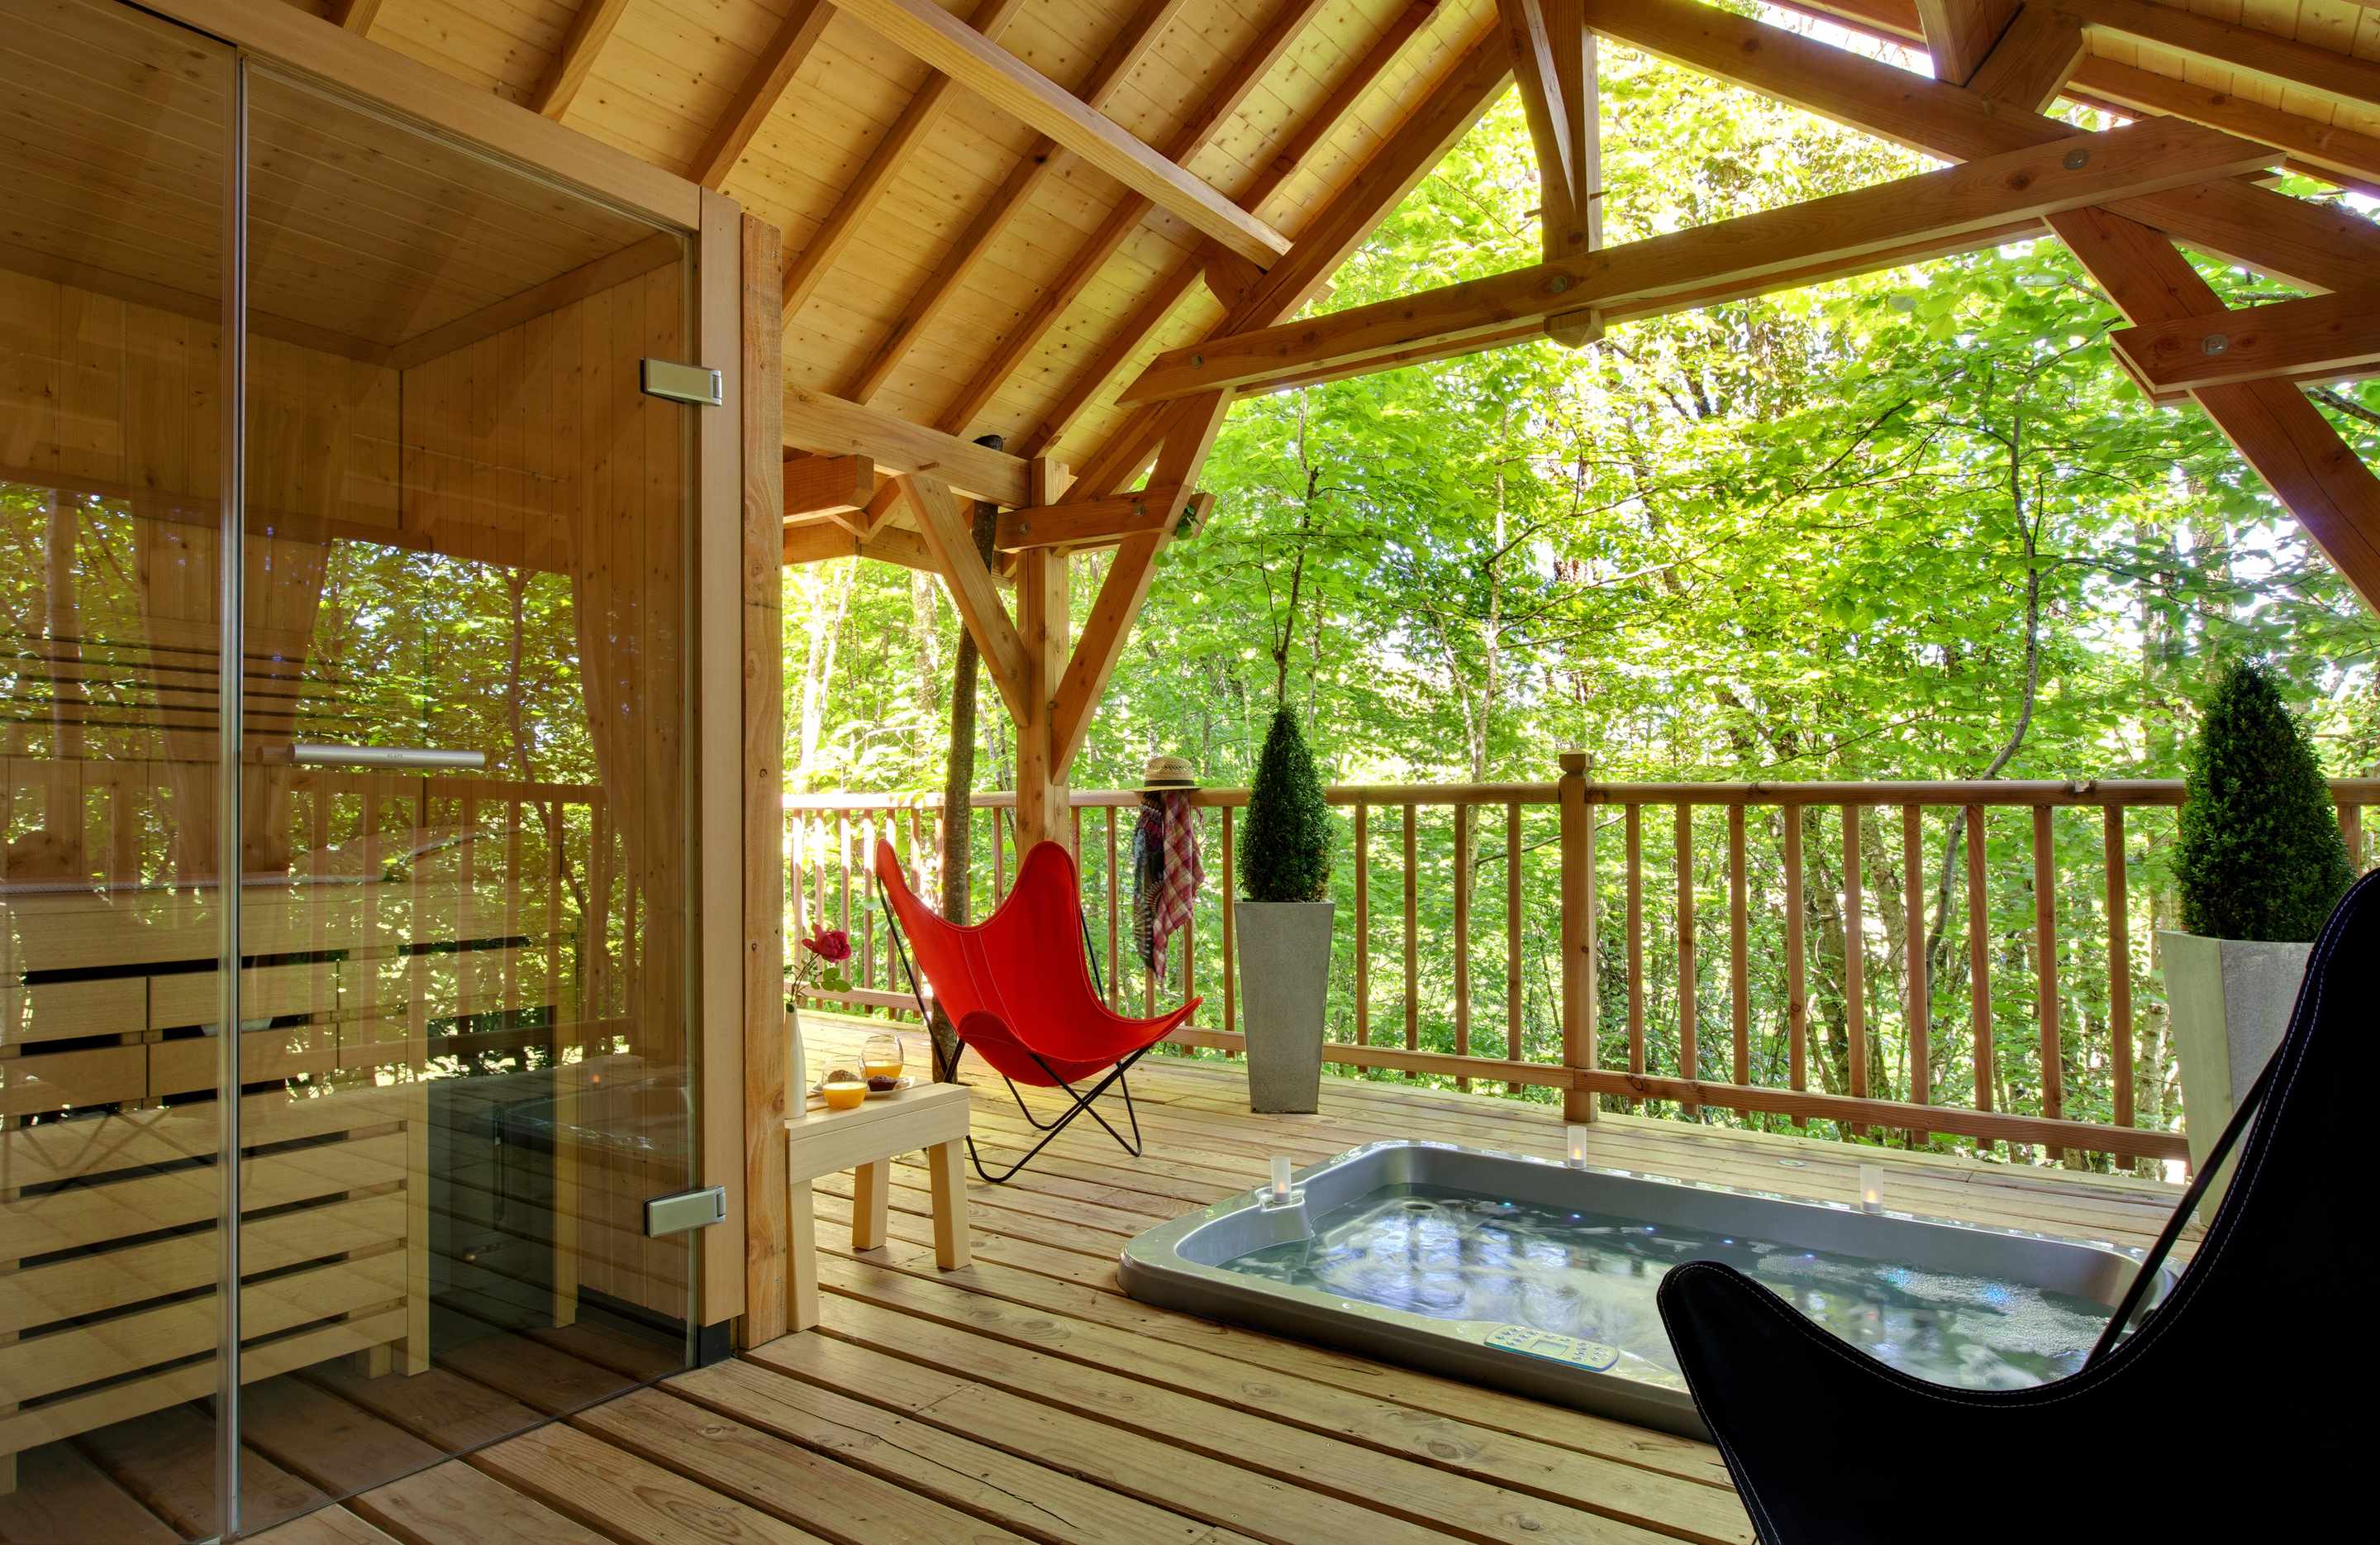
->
[[862, 1033, 906, 1082], [821, 1079, 866, 1111]]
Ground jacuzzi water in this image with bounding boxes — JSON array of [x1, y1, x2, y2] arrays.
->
[[1221, 1181, 2119, 1390]]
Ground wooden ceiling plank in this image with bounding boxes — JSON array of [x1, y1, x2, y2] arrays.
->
[[533, 0, 631, 122], [921, 0, 1332, 436], [1021, 0, 1445, 457], [1913, 0, 2019, 86], [693, 0, 836, 193], [1067, 24, 1514, 495], [776, 0, 1024, 314], [994, 485, 1188, 550], [783, 452, 877, 519], [2108, 290, 2380, 398], [2062, 0, 2380, 115], [783, 384, 1030, 506], [835, 0, 1193, 403], [1121, 116, 2273, 403], [1577, 0, 2380, 297], [828, 0, 1289, 265], [386, 231, 682, 372], [2071, 57, 2380, 194], [903, 473, 1032, 721], [1962, 3, 2082, 112]]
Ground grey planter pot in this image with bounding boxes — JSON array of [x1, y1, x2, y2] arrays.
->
[[2159, 931, 2310, 1200], [1237, 900, 1335, 1113]]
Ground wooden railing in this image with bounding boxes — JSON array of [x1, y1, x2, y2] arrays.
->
[[784, 761, 2380, 1171]]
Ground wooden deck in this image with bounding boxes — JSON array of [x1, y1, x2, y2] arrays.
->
[[22, 1012, 2190, 1544]]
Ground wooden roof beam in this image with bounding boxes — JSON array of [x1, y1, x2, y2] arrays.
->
[[1498, 0, 1599, 260], [1913, 1, 2017, 86], [835, 0, 1191, 402], [334, 0, 382, 33], [783, 384, 1030, 507], [1020, 0, 1445, 456], [1067, 25, 1514, 494], [903, 473, 1032, 722], [928, 0, 1334, 436], [994, 486, 1206, 551], [1961, 3, 2081, 111], [533, 0, 628, 121], [2108, 291, 2380, 402], [829, 0, 1289, 265], [1581, 0, 2380, 298], [783, 453, 877, 521], [1122, 117, 2270, 403], [778, 0, 1025, 316], [2062, 0, 2380, 115], [784, 520, 992, 582], [693, 0, 836, 192]]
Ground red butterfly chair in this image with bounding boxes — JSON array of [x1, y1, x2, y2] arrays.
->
[[874, 839, 1201, 1183]]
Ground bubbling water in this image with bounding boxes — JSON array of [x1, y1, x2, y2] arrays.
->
[[1221, 1183, 2113, 1390]]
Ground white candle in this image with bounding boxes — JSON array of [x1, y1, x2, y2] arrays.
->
[[1269, 1156, 1293, 1202], [1859, 1163, 1884, 1214], [1566, 1124, 1590, 1167]]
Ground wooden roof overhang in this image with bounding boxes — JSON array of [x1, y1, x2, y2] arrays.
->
[[108, 0, 2379, 840]]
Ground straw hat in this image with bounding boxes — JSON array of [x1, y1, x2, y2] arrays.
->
[[1137, 754, 1198, 791]]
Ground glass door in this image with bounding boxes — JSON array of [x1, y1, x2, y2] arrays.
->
[[0, 2, 703, 1535]]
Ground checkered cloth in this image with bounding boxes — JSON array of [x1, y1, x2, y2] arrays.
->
[[1130, 792, 1203, 980]]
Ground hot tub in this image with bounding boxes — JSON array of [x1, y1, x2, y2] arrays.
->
[[1117, 1139, 2175, 1439]]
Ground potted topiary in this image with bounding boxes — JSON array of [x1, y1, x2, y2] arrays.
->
[[2162, 660, 2350, 1185], [1236, 706, 1334, 1113]]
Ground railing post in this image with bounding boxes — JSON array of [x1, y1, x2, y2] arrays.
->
[[1559, 751, 1597, 1123]]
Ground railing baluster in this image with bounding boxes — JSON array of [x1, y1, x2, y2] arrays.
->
[[1966, 803, 1993, 1120], [1783, 803, 1806, 1126], [2340, 801, 2363, 871], [1354, 801, 1370, 1048], [860, 814, 876, 989], [1402, 801, 1418, 1074], [1218, 804, 1234, 1037], [1625, 802, 1645, 1102], [992, 806, 1006, 899], [1505, 800, 1522, 1075], [1843, 805, 1868, 1123], [1902, 803, 1929, 1146], [1453, 803, 1472, 1093], [2033, 804, 2066, 1162], [1558, 753, 1595, 1124], [1674, 803, 1697, 1118], [2104, 804, 2133, 1136], [1107, 806, 1121, 1012], [836, 810, 851, 939], [1728, 802, 1749, 1109]]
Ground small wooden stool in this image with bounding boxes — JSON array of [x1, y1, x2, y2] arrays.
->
[[783, 1080, 972, 1332]]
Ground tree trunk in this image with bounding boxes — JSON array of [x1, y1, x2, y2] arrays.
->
[[929, 493, 1002, 1080]]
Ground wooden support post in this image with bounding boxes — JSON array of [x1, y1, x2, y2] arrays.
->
[[1558, 751, 1596, 1123], [1015, 548, 1071, 854], [1674, 802, 1697, 1117], [1903, 803, 1930, 1147]]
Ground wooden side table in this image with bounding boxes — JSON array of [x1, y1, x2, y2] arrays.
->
[[782, 1080, 973, 1332]]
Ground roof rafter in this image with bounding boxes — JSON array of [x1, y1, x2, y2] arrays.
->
[[2063, 0, 2380, 114], [1066, 21, 1515, 494], [1960, 2, 2080, 110], [693, 0, 837, 192], [1021, 0, 1446, 456], [1123, 117, 2271, 403], [927, 0, 1335, 439], [333, 0, 382, 33], [1499, 0, 1598, 259], [1913, 0, 2019, 85], [835, 0, 1192, 402], [777, 0, 1026, 316], [534, 0, 630, 121], [2109, 290, 2380, 401], [829, 0, 1290, 265]]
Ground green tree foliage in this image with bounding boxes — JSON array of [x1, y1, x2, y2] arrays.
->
[[778, 33, 2380, 1164], [2176, 661, 2354, 942], [1240, 708, 1331, 902]]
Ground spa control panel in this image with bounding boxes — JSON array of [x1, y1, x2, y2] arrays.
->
[[1483, 1324, 1621, 1372]]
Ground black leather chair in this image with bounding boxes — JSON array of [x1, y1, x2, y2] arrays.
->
[[1657, 870, 2375, 1543]]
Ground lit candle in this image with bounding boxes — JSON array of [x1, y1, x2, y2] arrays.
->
[[1269, 1156, 1293, 1203], [1566, 1124, 1590, 1168], [1859, 1163, 1884, 1214]]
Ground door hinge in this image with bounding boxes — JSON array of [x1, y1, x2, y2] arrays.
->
[[640, 359, 723, 407], [645, 1185, 728, 1236]]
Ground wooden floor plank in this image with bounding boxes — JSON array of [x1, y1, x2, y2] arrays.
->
[[472, 1421, 831, 1544], [574, 1385, 1037, 1545], [0, 1440, 178, 1544], [237, 1374, 445, 1498], [668, 1357, 1249, 1545], [73, 1404, 326, 1540], [243, 1504, 405, 1544], [351, 1459, 612, 1545]]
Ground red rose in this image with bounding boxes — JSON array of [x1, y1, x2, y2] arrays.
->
[[802, 928, 853, 963]]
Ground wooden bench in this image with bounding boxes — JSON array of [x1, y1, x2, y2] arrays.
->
[[783, 1081, 971, 1332]]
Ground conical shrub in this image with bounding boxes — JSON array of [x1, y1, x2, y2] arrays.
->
[[1240, 707, 1331, 903], [2174, 660, 2352, 942]]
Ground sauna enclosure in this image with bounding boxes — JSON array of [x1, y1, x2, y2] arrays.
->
[[0, 0, 752, 1533]]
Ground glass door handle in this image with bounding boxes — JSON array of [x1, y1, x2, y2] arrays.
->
[[274, 743, 488, 770]]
